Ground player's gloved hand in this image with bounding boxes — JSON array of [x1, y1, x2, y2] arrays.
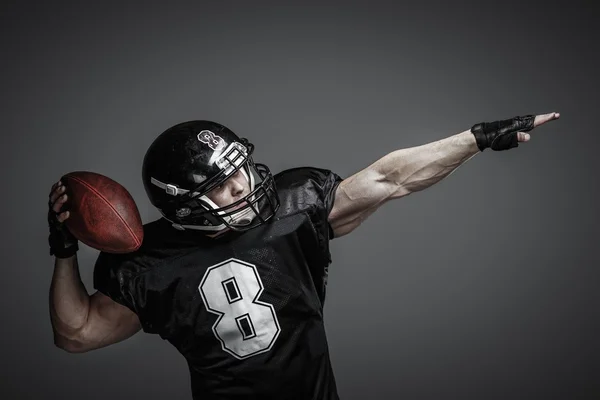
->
[[48, 180, 79, 258], [471, 115, 536, 151]]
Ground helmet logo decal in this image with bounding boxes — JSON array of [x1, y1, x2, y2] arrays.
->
[[198, 130, 226, 151]]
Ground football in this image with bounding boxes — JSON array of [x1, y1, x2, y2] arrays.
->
[[61, 171, 144, 253]]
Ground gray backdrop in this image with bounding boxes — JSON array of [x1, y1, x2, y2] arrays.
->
[[2, 1, 598, 399]]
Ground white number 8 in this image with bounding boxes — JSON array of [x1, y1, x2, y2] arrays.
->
[[199, 258, 281, 359]]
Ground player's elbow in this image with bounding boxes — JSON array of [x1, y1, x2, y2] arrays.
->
[[53, 331, 93, 354]]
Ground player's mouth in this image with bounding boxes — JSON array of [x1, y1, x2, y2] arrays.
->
[[231, 203, 245, 212], [229, 196, 250, 212]]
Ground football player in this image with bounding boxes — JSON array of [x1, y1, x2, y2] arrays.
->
[[48, 113, 559, 399]]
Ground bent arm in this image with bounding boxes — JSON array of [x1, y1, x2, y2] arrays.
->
[[329, 130, 479, 237], [50, 255, 141, 353]]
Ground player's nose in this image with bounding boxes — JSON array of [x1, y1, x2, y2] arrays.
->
[[230, 178, 245, 197]]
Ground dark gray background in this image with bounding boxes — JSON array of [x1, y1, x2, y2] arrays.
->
[[2, 1, 598, 399]]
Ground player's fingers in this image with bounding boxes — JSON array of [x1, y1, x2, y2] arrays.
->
[[533, 112, 560, 128], [52, 194, 67, 213], [49, 181, 61, 197], [49, 185, 66, 204], [56, 211, 70, 223], [517, 132, 531, 142]]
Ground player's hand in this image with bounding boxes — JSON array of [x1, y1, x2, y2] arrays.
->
[[471, 112, 560, 151], [48, 179, 79, 259], [49, 180, 70, 222]]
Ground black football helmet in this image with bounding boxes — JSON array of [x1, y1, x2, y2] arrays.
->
[[142, 120, 280, 232]]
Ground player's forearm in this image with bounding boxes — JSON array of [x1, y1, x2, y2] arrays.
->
[[374, 130, 480, 198], [49, 255, 91, 343]]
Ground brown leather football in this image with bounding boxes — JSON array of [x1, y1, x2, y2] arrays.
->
[[62, 171, 144, 253]]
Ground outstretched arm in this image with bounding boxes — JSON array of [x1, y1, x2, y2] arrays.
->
[[328, 112, 560, 238]]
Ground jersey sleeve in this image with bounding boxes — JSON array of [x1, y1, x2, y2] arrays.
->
[[92, 252, 163, 335], [93, 251, 137, 312], [274, 167, 343, 304], [275, 166, 343, 239], [307, 168, 343, 239]]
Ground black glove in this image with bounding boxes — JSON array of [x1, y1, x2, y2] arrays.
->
[[48, 184, 79, 259], [471, 115, 535, 151]]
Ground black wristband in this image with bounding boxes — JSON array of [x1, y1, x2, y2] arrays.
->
[[49, 234, 79, 259], [48, 205, 79, 259], [471, 115, 535, 151]]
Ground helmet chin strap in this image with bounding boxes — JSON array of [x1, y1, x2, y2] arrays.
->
[[166, 165, 258, 232]]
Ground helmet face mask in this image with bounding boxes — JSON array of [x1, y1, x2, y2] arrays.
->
[[142, 121, 280, 232], [173, 161, 279, 231]]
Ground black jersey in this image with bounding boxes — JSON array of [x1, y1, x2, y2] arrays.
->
[[93, 167, 343, 400]]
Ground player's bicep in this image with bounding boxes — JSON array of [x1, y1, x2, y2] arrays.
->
[[328, 168, 396, 238], [79, 291, 142, 351]]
